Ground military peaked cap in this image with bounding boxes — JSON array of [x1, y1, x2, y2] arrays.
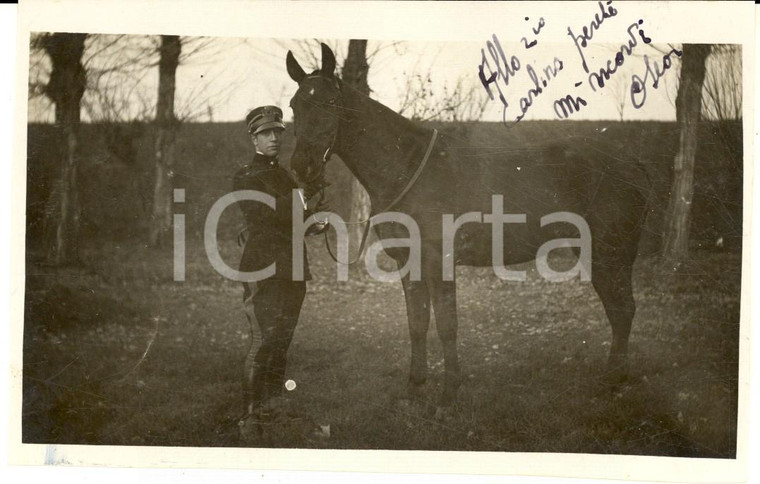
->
[[246, 105, 285, 134]]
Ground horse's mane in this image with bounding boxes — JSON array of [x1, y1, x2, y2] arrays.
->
[[302, 68, 432, 140], [319, 73, 433, 139]]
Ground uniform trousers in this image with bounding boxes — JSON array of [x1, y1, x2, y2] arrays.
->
[[242, 279, 306, 415]]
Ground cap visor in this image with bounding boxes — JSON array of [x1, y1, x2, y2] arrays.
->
[[253, 121, 286, 134]]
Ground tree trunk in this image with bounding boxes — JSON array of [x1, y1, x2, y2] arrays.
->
[[149, 35, 181, 248], [662, 44, 710, 260], [343, 40, 372, 247], [41, 33, 87, 266]]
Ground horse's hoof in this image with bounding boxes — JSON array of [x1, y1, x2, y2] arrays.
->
[[312, 423, 331, 440], [606, 356, 630, 381], [604, 369, 630, 388], [434, 405, 456, 421]]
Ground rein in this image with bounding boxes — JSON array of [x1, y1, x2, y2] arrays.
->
[[322, 128, 438, 265]]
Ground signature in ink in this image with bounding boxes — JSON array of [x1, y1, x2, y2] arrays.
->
[[479, 34, 521, 122], [630, 46, 683, 109], [515, 58, 564, 122], [521, 16, 546, 49], [553, 94, 588, 119], [567, 0, 619, 73], [588, 19, 652, 91]]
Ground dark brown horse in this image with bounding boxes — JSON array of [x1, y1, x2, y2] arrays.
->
[[286, 44, 650, 413]]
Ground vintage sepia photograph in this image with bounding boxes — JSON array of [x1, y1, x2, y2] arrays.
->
[[8, 0, 754, 481]]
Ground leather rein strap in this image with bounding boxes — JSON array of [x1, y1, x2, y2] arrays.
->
[[324, 128, 438, 265]]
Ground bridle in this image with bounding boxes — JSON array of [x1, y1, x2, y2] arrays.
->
[[295, 75, 439, 265], [298, 128, 337, 187], [296, 74, 343, 187], [319, 128, 438, 266]]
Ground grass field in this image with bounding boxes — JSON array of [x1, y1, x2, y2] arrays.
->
[[22, 235, 740, 456]]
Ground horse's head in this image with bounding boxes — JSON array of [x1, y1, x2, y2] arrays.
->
[[286, 43, 343, 187]]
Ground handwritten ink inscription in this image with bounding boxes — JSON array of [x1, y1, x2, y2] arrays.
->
[[479, 34, 521, 120], [521, 16, 546, 49], [631, 47, 683, 108], [567, 1, 619, 74], [478, 0, 683, 125], [585, 20, 651, 92]]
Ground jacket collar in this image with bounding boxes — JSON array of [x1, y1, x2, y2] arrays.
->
[[253, 151, 279, 167]]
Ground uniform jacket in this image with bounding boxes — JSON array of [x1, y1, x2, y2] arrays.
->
[[233, 152, 311, 281]]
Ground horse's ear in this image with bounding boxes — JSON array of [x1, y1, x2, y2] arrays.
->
[[320, 43, 336, 77], [286, 51, 306, 83]]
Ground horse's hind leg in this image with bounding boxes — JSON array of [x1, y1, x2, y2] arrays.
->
[[432, 280, 460, 409], [591, 261, 635, 383], [424, 259, 461, 408], [400, 273, 431, 398]]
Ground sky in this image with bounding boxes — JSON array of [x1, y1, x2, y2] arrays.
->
[[26, 34, 687, 125]]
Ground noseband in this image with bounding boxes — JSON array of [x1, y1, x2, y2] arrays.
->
[[298, 75, 342, 186]]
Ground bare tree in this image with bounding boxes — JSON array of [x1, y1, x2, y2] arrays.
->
[[650, 44, 741, 123], [81, 35, 157, 124], [662, 44, 711, 260], [75, 35, 236, 125], [702, 45, 742, 121], [149, 35, 181, 248], [28, 38, 55, 123], [397, 66, 488, 123], [703, 45, 743, 178], [31, 34, 248, 253], [36, 32, 88, 265], [607, 75, 627, 121], [172, 37, 245, 122], [81, 35, 231, 246]]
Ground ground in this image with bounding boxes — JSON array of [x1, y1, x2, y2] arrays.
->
[[21, 237, 740, 456]]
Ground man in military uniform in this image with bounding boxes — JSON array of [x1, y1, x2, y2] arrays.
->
[[233, 105, 325, 434]]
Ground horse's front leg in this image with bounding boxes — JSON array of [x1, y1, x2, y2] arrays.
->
[[399, 270, 431, 399]]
